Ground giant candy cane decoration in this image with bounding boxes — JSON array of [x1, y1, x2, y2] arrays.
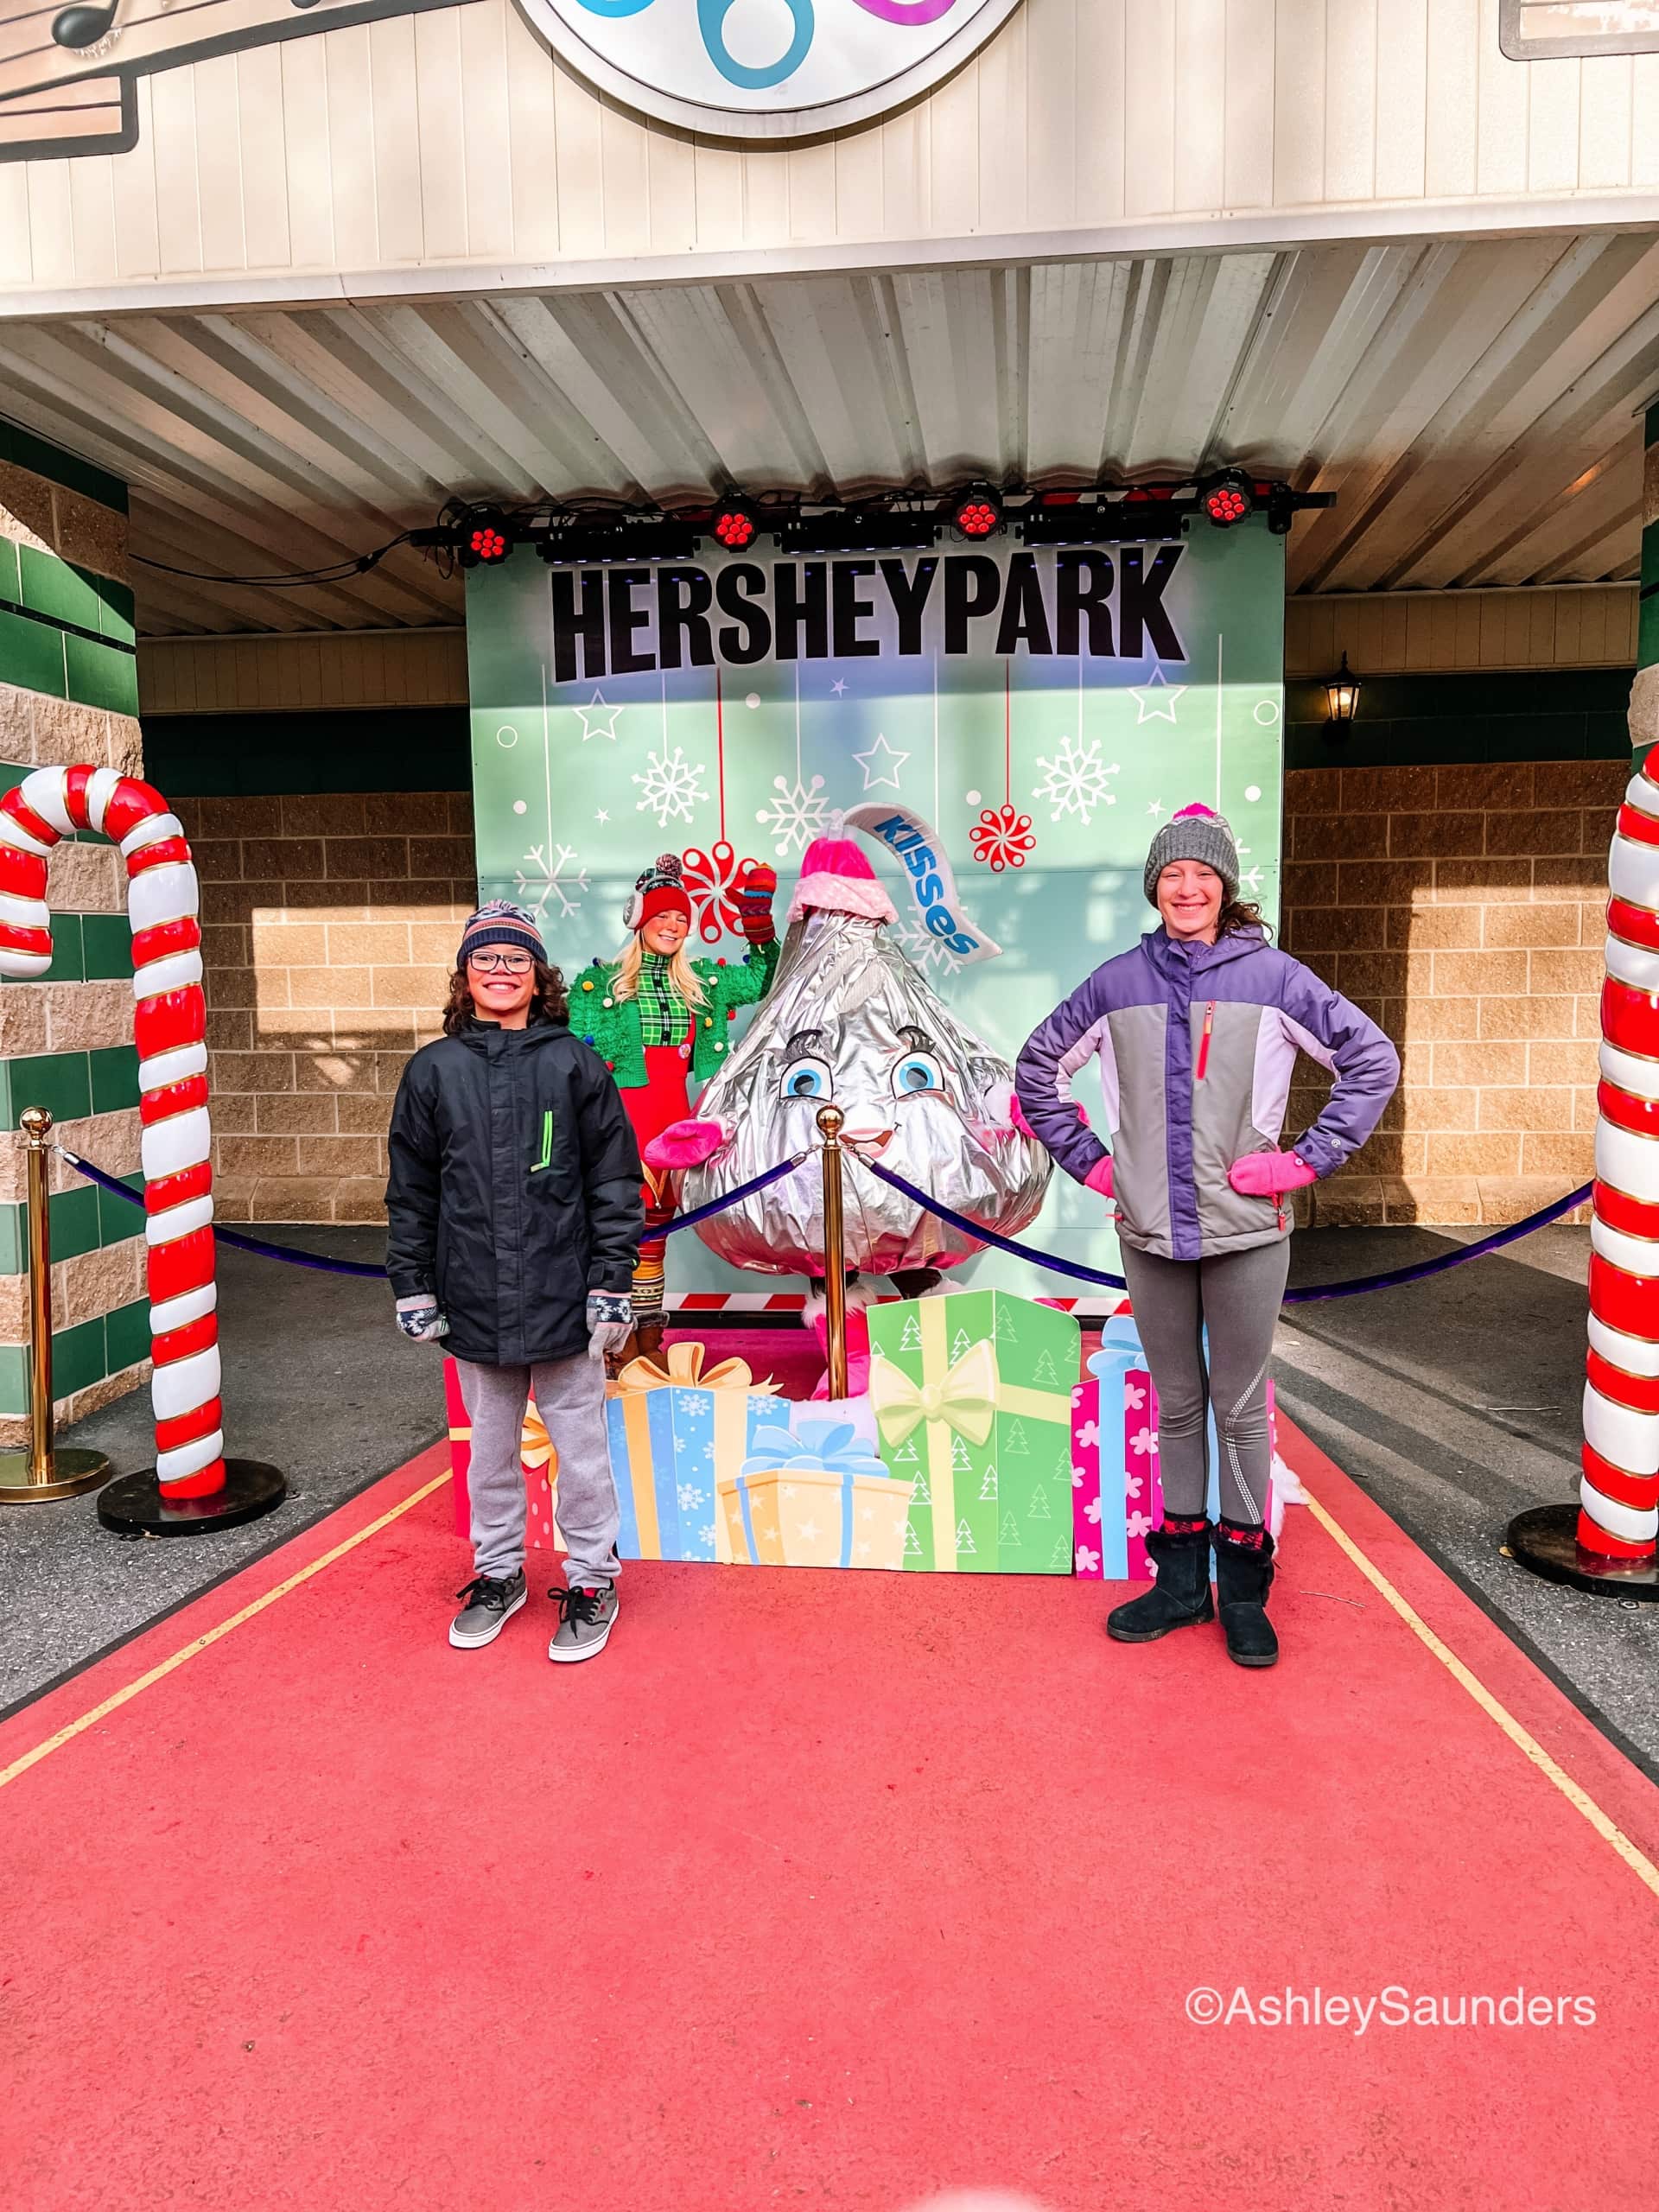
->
[[1584, 754, 1659, 1560], [0, 766, 224, 1500]]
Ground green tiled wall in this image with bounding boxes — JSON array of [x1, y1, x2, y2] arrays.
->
[[0, 416, 127, 514], [0, 912, 133, 988], [0, 1294, 149, 1415]]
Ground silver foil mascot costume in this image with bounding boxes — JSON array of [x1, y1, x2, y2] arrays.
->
[[647, 824, 1052, 1378]]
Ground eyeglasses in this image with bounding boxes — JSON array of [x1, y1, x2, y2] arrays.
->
[[467, 950, 534, 975]]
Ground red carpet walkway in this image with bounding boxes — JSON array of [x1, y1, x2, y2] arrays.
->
[[3, 1420, 1657, 2210]]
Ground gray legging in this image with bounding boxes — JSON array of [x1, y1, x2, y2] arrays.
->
[[1118, 1239, 1292, 1527]]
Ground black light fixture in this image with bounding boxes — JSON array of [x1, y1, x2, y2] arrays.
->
[[459, 506, 512, 567], [709, 493, 760, 551], [1200, 470, 1255, 528], [533, 519, 697, 564], [947, 482, 1005, 540], [776, 509, 939, 555], [1325, 652, 1362, 734]]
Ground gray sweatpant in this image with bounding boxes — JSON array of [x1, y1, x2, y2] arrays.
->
[[1119, 1237, 1291, 1527], [455, 1354, 622, 1588]]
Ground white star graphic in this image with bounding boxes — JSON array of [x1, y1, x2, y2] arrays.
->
[[595, 808, 610, 823], [830, 679, 848, 696], [575, 690, 623, 742], [1147, 798, 1166, 819], [1240, 867, 1264, 892], [853, 732, 908, 790], [1131, 670, 1185, 723]]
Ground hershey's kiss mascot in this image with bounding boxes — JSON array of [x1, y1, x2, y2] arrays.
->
[[646, 823, 1050, 1392]]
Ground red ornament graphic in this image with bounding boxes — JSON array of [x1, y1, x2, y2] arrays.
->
[[681, 841, 766, 942], [969, 804, 1036, 873]]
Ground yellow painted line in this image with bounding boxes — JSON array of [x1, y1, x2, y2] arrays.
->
[[1301, 1484, 1659, 1903], [0, 1467, 452, 1796]]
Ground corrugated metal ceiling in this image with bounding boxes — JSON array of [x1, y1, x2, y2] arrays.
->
[[1, 228, 1654, 637]]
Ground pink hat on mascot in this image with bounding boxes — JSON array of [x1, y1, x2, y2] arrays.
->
[[786, 826, 898, 927]]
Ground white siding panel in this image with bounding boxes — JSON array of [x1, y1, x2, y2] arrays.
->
[[1375, 0, 1428, 204], [1324, 0, 1378, 207], [1223, 0, 1276, 213], [5, 0, 1659, 299]]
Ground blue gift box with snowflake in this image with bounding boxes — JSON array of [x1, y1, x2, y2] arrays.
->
[[604, 1344, 779, 1563]]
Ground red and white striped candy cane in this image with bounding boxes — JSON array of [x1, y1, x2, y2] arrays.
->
[[0, 766, 224, 1500], [1584, 754, 1659, 1560]]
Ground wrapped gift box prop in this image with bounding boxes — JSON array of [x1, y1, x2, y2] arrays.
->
[[1074, 1311, 1284, 1580], [605, 1343, 780, 1562], [721, 1417, 914, 1569], [446, 1355, 563, 1549], [866, 1290, 1078, 1574]]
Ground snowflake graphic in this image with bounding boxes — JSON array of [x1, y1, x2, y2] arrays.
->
[[755, 772, 828, 858], [677, 1393, 712, 1415], [891, 909, 964, 980], [633, 743, 708, 829], [677, 1483, 708, 1510], [1075, 1544, 1101, 1575], [1033, 734, 1119, 826], [514, 842, 588, 921]]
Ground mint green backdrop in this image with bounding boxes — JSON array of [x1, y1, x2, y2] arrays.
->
[[466, 527, 1285, 1294]]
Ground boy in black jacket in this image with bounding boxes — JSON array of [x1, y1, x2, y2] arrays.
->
[[385, 901, 644, 1662]]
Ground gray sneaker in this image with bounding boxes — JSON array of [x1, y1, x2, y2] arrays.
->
[[549, 1581, 619, 1663], [448, 1570, 527, 1649]]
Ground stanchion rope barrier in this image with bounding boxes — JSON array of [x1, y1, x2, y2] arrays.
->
[[853, 1155, 1593, 1304], [61, 1140, 1590, 1304], [57, 1145, 810, 1278]]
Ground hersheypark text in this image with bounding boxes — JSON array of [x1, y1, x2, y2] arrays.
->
[[545, 547, 1188, 683]]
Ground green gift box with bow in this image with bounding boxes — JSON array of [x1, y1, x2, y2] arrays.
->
[[866, 1290, 1080, 1574]]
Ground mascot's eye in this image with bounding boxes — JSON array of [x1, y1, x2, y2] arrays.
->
[[891, 1052, 945, 1097], [781, 1055, 833, 1101]]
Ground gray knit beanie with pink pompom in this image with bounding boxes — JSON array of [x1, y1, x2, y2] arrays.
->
[[1143, 803, 1240, 905]]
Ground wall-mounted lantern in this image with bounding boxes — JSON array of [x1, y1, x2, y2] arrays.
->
[[1325, 652, 1362, 735]]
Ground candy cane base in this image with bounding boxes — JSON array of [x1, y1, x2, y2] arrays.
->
[[1504, 1499, 1659, 1599], [0, 763, 285, 1536], [97, 1457, 286, 1538]]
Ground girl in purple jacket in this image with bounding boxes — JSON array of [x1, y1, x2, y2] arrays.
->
[[1015, 805, 1398, 1668]]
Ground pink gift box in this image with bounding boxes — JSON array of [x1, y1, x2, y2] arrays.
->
[[1072, 1312, 1281, 1580]]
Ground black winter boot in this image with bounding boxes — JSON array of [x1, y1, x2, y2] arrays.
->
[[1213, 1519, 1278, 1669], [1106, 1514, 1215, 1643]]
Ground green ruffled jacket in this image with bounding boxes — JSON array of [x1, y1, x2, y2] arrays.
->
[[569, 936, 781, 1088]]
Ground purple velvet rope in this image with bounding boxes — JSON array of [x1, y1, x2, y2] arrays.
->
[[858, 1155, 1592, 1303], [60, 1146, 809, 1277]]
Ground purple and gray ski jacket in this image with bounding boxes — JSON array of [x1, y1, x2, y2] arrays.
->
[[1014, 925, 1400, 1262]]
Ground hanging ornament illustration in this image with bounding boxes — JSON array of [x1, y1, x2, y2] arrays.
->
[[971, 661, 1037, 871], [681, 841, 767, 944], [682, 670, 765, 937]]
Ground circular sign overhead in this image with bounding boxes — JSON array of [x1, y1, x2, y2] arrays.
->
[[518, 0, 1027, 137]]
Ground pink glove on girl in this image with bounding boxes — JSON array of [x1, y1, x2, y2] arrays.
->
[[1084, 1156, 1115, 1200], [1229, 1149, 1317, 1198]]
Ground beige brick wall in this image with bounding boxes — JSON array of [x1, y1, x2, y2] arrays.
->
[[1281, 760, 1622, 1227], [177, 793, 476, 1224]]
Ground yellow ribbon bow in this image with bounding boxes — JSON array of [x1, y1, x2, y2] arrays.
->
[[614, 1339, 778, 1397], [868, 1339, 998, 1450]]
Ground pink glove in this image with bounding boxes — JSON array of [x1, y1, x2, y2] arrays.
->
[[1228, 1150, 1317, 1198], [1084, 1155, 1115, 1199], [644, 1118, 728, 1171]]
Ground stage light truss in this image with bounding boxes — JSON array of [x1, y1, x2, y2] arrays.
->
[[434, 480, 1332, 567]]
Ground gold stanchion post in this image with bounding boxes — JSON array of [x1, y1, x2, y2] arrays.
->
[[816, 1103, 850, 1401], [0, 1107, 111, 1502]]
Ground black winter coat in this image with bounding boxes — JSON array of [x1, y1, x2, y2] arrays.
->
[[384, 1014, 644, 1367]]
